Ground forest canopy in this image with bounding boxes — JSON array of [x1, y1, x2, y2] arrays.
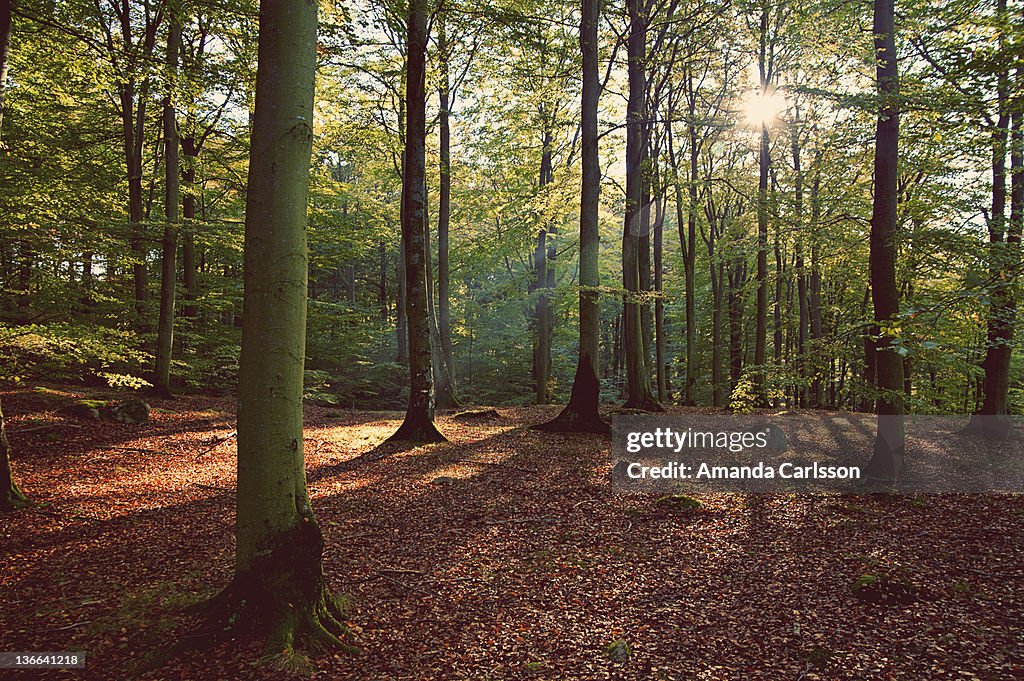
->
[[0, 0, 1020, 415]]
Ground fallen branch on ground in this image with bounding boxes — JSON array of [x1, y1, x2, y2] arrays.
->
[[455, 458, 539, 474], [195, 431, 237, 458]]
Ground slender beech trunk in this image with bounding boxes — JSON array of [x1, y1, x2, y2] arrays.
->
[[753, 8, 770, 405], [155, 15, 181, 398], [792, 104, 808, 407], [654, 193, 667, 403], [809, 158, 824, 406], [622, 0, 660, 411], [201, 0, 351, 659], [437, 19, 457, 405], [536, 0, 608, 433], [113, 6, 160, 318], [0, 0, 10, 139], [396, 101, 408, 364], [865, 0, 905, 479], [533, 123, 555, 404], [424, 189, 458, 409], [684, 69, 698, 405], [728, 259, 746, 392], [391, 0, 445, 442], [181, 133, 199, 317], [378, 240, 388, 323]]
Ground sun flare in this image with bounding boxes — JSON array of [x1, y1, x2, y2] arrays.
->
[[742, 89, 787, 126]]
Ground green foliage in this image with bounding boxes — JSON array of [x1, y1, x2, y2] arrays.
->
[[0, 323, 151, 386]]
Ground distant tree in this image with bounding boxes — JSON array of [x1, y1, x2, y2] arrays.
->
[[0, 0, 10, 139], [535, 0, 608, 433], [865, 0, 904, 479], [390, 0, 446, 442]]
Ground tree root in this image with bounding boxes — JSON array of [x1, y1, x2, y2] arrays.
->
[[140, 583, 357, 677], [1, 482, 29, 512], [532, 408, 611, 435]]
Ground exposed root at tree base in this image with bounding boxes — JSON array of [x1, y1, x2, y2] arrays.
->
[[141, 583, 358, 677], [387, 420, 448, 444], [532, 408, 610, 435], [141, 521, 358, 676], [1, 483, 29, 512]]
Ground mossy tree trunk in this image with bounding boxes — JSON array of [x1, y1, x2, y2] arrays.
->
[[535, 0, 608, 434], [1, 397, 28, 511], [199, 0, 349, 661], [390, 0, 446, 443]]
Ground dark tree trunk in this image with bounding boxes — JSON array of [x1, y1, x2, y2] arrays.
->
[[970, 0, 1017, 439], [391, 0, 445, 442], [865, 0, 905, 480], [113, 4, 161, 318], [621, 0, 660, 411], [535, 0, 608, 433]]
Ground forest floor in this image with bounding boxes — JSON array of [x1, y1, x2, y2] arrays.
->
[[1, 386, 1023, 680]]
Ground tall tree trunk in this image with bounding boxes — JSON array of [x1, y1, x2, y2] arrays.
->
[[970, 0, 1017, 439], [535, 0, 608, 433], [753, 8, 770, 405], [865, 0, 905, 479], [533, 123, 554, 404], [391, 0, 445, 442], [437, 18, 458, 404], [201, 0, 351, 659], [1, 397, 28, 511], [622, 0, 660, 411], [0, 0, 11, 140], [654, 193, 667, 402], [155, 15, 181, 398], [396, 101, 409, 365], [181, 133, 199, 318], [424, 189, 458, 409], [809, 158, 824, 406], [683, 70, 699, 405], [792, 106, 808, 407]]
